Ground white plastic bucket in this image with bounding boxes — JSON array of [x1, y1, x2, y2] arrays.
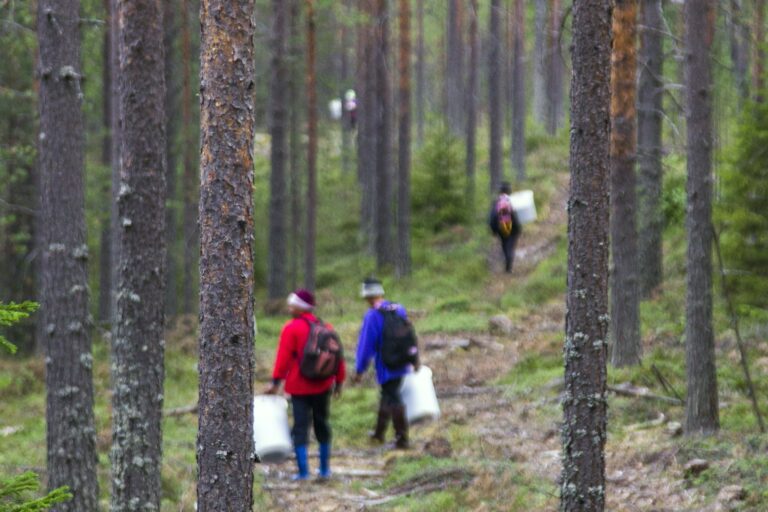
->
[[400, 366, 440, 424], [509, 190, 537, 224], [328, 99, 343, 120], [252, 395, 293, 463]]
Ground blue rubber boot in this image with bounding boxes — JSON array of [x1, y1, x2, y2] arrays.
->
[[292, 445, 309, 481], [318, 443, 331, 479]]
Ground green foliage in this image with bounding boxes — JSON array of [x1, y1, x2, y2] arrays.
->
[[0, 302, 38, 355], [412, 129, 469, 234], [660, 155, 687, 228], [717, 102, 768, 310], [0, 471, 72, 512]]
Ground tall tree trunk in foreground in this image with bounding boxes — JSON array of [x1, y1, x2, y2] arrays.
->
[[305, 0, 318, 291], [374, 0, 393, 269], [111, 0, 167, 509], [197, 0, 256, 508], [488, 0, 503, 193], [181, 0, 198, 314], [465, 0, 479, 202], [684, 0, 719, 436], [357, 0, 377, 253], [99, 0, 113, 326], [610, 0, 641, 367], [397, 0, 412, 277], [110, 0, 122, 324], [38, 1, 99, 508], [511, 0, 526, 181], [268, 0, 289, 299], [637, 0, 664, 297], [445, 0, 464, 135], [561, 0, 611, 510]]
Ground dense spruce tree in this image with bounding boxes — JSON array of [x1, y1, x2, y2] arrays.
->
[[610, 0, 641, 367], [684, 0, 719, 435], [111, 0, 167, 509], [510, 0, 526, 181], [269, 0, 289, 299], [637, 0, 664, 297], [396, 0, 412, 277], [561, 0, 612, 509], [488, 0, 503, 193], [37, 0, 99, 508], [197, 0, 256, 508], [305, 0, 318, 290]]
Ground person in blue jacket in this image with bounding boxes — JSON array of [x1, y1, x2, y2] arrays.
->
[[352, 277, 417, 449]]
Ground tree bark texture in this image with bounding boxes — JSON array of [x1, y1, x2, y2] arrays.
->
[[268, 0, 289, 299], [374, 0, 393, 269], [305, 0, 318, 291], [545, 0, 564, 135], [637, 0, 664, 297], [357, 0, 377, 254], [111, 0, 167, 509], [288, 0, 302, 289], [37, 0, 99, 508], [561, 0, 612, 510], [683, 0, 719, 435], [416, 0, 425, 145], [396, 0, 412, 277], [197, 0, 256, 509], [465, 0, 479, 203], [164, 0, 179, 319], [488, 0, 503, 194], [110, 0, 122, 326], [729, 0, 750, 102], [511, 0, 526, 181], [181, 0, 198, 315], [610, 0, 641, 368], [445, 0, 465, 135]]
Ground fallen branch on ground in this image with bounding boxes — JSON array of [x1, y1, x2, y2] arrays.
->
[[165, 403, 198, 417], [608, 383, 683, 405]]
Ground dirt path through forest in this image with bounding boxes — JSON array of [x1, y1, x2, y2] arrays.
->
[[258, 178, 717, 511]]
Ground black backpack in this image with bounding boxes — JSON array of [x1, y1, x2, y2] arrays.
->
[[378, 304, 419, 370], [299, 318, 343, 380]]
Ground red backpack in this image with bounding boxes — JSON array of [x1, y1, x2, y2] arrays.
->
[[298, 318, 343, 380], [495, 195, 514, 238]]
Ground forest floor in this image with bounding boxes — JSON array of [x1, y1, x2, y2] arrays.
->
[[252, 176, 765, 512]]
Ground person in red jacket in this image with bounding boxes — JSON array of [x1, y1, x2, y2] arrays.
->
[[264, 289, 345, 480]]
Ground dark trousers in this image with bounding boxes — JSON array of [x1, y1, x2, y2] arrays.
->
[[290, 391, 331, 446], [380, 377, 404, 407], [499, 234, 519, 272]]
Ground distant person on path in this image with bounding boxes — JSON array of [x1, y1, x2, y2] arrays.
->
[[265, 289, 346, 480], [352, 277, 419, 449], [489, 182, 522, 273]]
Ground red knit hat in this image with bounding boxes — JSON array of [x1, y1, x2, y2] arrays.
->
[[287, 288, 315, 310]]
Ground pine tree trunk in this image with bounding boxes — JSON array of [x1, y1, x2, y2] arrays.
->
[[99, 0, 113, 326], [533, 0, 547, 125], [416, 0, 425, 145], [396, 0, 412, 277], [197, 0, 256, 508], [288, 0, 302, 289], [637, 0, 664, 297], [684, 0, 719, 436], [164, 0, 179, 319], [561, 0, 611, 510], [357, 0, 377, 254], [753, 0, 765, 99], [37, 0, 99, 508], [610, 0, 641, 367], [545, 0, 564, 134], [111, 0, 167, 509], [465, 0, 479, 203], [445, 0, 465, 135], [511, 0, 526, 181], [110, 0, 122, 325], [268, 0, 289, 299], [374, 0, 393, 269], [181, 0, 198, 315], [488, 0, 504, 194], [305, 0, 318, 291], [729, 0, 750, 102]]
